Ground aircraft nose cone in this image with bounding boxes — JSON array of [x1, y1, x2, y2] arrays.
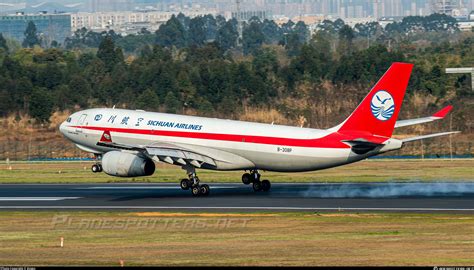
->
[[59, 121, 67, 135]]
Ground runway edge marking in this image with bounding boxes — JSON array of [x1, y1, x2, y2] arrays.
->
[[0, 197, 82, 201], [0, 206, 473, 211]]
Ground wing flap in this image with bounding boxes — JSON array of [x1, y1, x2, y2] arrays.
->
[[146, 146, 217, 166]]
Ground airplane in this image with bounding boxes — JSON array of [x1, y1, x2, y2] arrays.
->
[[59, 62, 459, 196]]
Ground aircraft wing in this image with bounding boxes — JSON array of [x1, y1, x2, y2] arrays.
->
[[395, 105, 453, 128], [96, 131, 218, 168]]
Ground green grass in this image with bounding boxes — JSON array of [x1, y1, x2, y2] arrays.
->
[[0, 211, 473, 266], [0, 159, 473, 183]]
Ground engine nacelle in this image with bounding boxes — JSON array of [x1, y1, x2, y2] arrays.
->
[[101, 151, 155, 177]]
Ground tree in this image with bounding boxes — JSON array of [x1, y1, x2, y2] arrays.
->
[[22, 21, 40, 48], [29, 87, 54, 122], [0, 33, 8, 52], [262, 19, 282, 44], [188, 16, 206, 47], [252, 48, 278, 80], [338, 25, 355, 56], [216, 19, 238, 51], [243, 19, 265, 55], [294, 21, 309, 44], [285, 32, 303, 56], [68, 75, 91, 107], [203, 15, 219, 41], [316, 20, 336, 34], [164, 91, 181, 113], [135, 89, 160, 111], [290, 34, 333, 83], [97, 36, 123, 70], [156, 15, 187, 48]]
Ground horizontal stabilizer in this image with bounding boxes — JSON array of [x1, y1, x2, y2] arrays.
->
[[402, 131, 460, 143], [395, 105, 453, 128]]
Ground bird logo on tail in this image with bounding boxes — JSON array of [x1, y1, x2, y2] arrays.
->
[[371, 90, 395, 121]]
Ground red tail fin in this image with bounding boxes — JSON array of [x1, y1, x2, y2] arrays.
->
[[337, 62, 413, 138]]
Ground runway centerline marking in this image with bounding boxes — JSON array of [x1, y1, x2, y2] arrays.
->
[[0, 197, 81, 201]]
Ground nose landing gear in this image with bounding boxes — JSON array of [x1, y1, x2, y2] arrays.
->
[[91, 154, 103, 173], [243, 170, 271, 192], [91, 163, 102, 173]]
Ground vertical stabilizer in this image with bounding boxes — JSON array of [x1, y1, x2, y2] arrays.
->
[[336, 62, 413, 138]]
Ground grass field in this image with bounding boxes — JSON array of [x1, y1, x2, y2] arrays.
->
[[0, 211, 473, 266], [0, 159, 472, 183]]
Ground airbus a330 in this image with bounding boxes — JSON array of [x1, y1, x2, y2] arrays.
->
[[60, 62, 458, 196]]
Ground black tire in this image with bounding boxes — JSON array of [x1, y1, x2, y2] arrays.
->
[[242, 173, 251, 185], [91, 164, 100, 173], [261, 180, 271, 192], [180, 179, 190, 190], [192, 186, 201, 196], [97, 164, 103, 172], [200, 184, 210, 196], [253, 181, 262, 192]]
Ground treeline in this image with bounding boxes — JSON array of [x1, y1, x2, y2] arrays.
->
[[62, 13, 462, 55], [0, 13, 472, 128], [64, 14, 310, 55]]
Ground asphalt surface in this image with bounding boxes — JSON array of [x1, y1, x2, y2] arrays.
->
[[1, 182, 474, 212]]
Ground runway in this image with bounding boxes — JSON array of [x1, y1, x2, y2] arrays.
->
[[1, 182, 474, 212]]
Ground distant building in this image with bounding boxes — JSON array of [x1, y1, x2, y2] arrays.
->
[[431, 0, 471, 17], [230, 10, 271, 21], [0, 13, 71, 44], [71, 10, 217, 34], [456, 11, 474, 31]]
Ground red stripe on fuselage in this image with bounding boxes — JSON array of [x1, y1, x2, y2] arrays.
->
[[71, 125, 388, 149]]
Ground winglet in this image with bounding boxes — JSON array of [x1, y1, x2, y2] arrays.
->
[[432, 105, 453, 119]]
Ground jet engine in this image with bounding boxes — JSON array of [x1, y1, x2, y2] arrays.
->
[[101, 151, 155, 177]]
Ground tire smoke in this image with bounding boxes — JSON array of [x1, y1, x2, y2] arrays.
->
[[300, 182, 474, 198]]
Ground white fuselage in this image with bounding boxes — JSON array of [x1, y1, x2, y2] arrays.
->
[[60, 108, 400, 172]]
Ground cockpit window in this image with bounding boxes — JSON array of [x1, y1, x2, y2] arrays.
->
[[66, 117, 72, 123]]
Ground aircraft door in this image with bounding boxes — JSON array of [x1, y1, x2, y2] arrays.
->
[[76, 114, 88, 133]]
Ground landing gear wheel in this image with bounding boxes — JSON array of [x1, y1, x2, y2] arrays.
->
[[91, 164, 101, 173], [261, 180, 271, 192], [200, 184, 210, 196], [242, 173, 251, 185], [191, 186, 201, 196], [253, 181, 262, 192], [97, 164, 103, 172], [180, 179, 191, 190]]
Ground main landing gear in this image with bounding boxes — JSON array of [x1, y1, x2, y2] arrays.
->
[[180, 165, 210, 197], [242, 170, 271, 192], [91, 154, 103, 173]]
